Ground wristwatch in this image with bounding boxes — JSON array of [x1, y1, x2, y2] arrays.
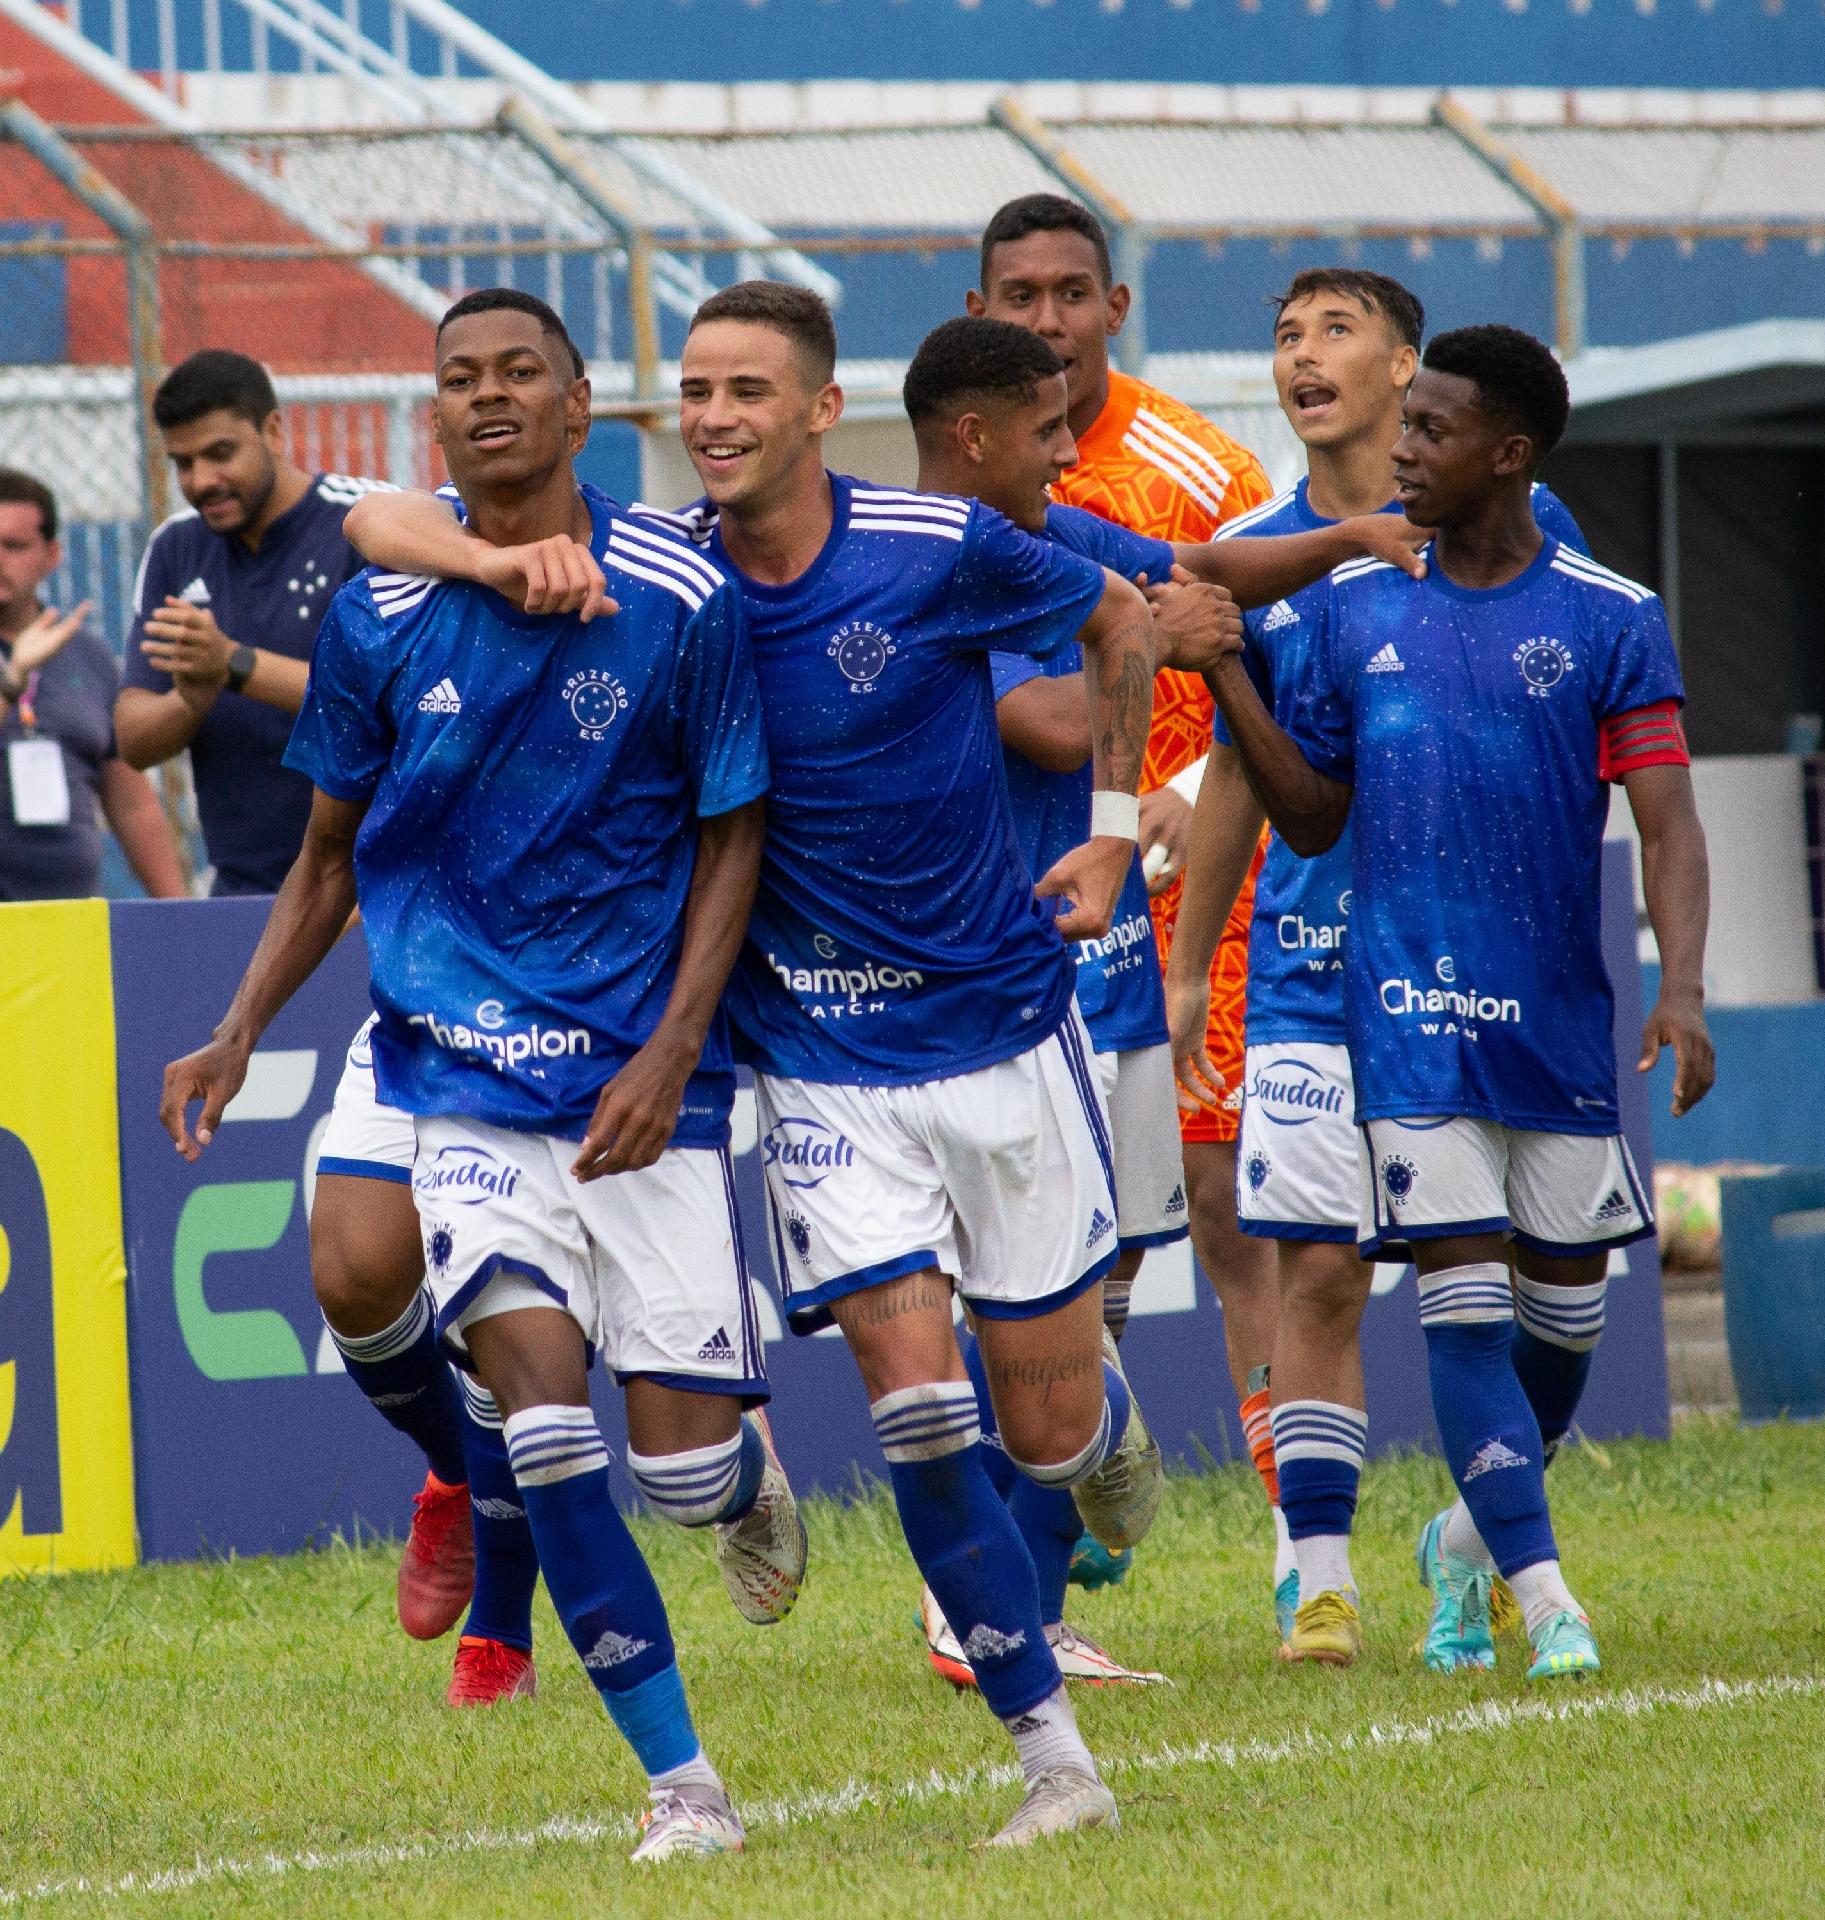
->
[[224, 643, 258, 694]]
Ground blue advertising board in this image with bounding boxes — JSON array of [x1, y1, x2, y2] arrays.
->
[[111, 839, 1666, 1560]]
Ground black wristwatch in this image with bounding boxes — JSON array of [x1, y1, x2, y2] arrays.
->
[[224, 644, 258, 694]]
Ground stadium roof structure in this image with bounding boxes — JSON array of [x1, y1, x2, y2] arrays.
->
[[1565, 319, 1825, 445]]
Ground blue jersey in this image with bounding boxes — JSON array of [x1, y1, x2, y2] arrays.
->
[[990, 503, 1173, 1055], [126, 474, 387, 894], [1286, 536, 1682, 1134], [635, 475, 1107, 1085], [285, 491, 768, 1144], [1213, 480, 1588, 1046]]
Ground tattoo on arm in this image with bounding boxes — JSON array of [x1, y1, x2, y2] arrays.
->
[[1096, 619, 1152, 794]]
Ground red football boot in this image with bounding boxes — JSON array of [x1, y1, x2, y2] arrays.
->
[[447, 1635, 537, 1707], [397, 1471, 475, 1640]]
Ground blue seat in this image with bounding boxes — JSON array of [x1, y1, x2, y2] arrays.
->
[[1720, 1169, 1825, 1423]]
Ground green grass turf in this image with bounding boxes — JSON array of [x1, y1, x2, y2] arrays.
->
[[2, 1414, 1821, 1918]]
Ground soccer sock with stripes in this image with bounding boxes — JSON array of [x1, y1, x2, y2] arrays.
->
[[457, 1376, 538, 1653], [627, 1419, 766, 1528], [1270, 1398, 1367, 1601], [1417, 1264, 1558, 1582], [502, 1404, 710, 1785], [327, 1290, 467, 1488], [872, 1382, 1062, 1724], [1238, 1382, 1282, 1508], [962, 1333, 1075, 1626], [1511, 1271, 1607, 1459]]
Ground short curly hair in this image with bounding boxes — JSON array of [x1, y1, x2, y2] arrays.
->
[[1422, 324, 1570, 459], [902, 317, 1066, 431]]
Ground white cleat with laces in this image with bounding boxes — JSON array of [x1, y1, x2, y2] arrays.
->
[[1070, 1331, 1164, 1554], [919, 1585, 1168, 1688], [629, 1786, 746, 1864], [714, 1409, 809, 1626], [982, 1767, 1120, 1849]]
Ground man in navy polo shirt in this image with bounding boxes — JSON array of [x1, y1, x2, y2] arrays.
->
[[115, 350, 385, 895]]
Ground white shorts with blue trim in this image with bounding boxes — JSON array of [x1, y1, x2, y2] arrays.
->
[[1236, 1041, 1361, 1244], [1094, 1042, 1189, 1250], [1360, 1115, 1653, 1261], [316, 1015, 416, 1183], [755, 1007, 1119, 1334], [412, 1113, 768, 1402]]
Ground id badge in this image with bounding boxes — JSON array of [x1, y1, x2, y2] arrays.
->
[[8, 737, 71, 826]]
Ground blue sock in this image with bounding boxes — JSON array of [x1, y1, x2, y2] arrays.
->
[[1419, 1264, 1557, 1580], [456, 1376, 538, 1653], [328, 1290, 466, 1487], [1269, 1399, 1367, 1538], [962, 1334, 1091, 1625], [502, 1403, 700, 1780], [627, 1417, 765, 1527], [872, 1382, 1060, 1721], [1511, 1272, 1607, 1459], [961, 1334, 1018, 1500]]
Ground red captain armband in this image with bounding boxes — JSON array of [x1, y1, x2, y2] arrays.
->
[[1599, 700, 1690, 783]]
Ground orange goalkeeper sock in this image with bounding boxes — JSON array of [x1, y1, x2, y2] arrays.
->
[[1238, 1385, 1281, 1508]]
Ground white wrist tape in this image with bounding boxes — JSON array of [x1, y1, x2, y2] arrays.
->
[[1090, 790, 1141, 841]]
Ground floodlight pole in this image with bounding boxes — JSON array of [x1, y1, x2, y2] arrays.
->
[[988, 94, 1148, 379], [1431, 93, 1587, 361]]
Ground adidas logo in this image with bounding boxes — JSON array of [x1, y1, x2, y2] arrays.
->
[[960, 1623, 1027, 1662], [1086, 1207, 1115, 1249], [697, 1326, 736, 1361], [1463, 1437, 1530, 1481], [1164, 1185, 1186, 1216], [178, 576, 212, 606], [1593, 1188, 1633, 1223], [1261, 599, 1298, 632], [1364, 642, 1405, 674], [417, 676, 462, 714], [470, 1495, 524, 1521], [366, 1389, 423, 1409], [581, 1627, 652, 1670]]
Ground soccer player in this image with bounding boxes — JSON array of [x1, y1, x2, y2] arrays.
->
[[970, 193, 1287, 1582], [348, 281, 1165, 1848], [160, 288, 805, 1862], [1165, 269, 1591, 1664], [1202, 323, 1713, 1683], [900, 314, 1430, 1689]]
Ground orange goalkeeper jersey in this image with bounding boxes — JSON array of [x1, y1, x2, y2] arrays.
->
[[1052, 370, 1273, 1141]]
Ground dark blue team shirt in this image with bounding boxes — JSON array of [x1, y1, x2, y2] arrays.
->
[[125, 474, 381, 894], [1286, 536, 1682, 1133], [635, 476, 1108, 1085], [989, 503, 1173, 1056], [285, 491, 768, 1144], [1212, 480, 1588, 1046]]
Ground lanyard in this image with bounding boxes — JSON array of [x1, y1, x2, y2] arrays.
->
[[17, 669, 40, 734]]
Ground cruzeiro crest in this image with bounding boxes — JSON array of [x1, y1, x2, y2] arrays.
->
[[563, 668, 630, 738], [828, 619, 896, 693], [1513, 636, 1573, 698]]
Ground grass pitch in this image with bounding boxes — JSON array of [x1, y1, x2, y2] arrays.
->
[[3, 1416, 1822, 1919]]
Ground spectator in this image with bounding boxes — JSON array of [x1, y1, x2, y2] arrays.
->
[[114, 350, 384, 895], [0, 469, 186, 903]]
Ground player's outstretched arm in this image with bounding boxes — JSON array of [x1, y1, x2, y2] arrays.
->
[[1035, 570, 1154, 942], [160, 788, 367, 1160], [1164, 742, 1265, 1114], [343, 489, 613, 621], [1173, 518, 1430, 609], [1205, 650, 1351, 858], [1625, 761, 1715, 1116], [572, 796, 765, 1183], [1142, 567, 1245, 674]]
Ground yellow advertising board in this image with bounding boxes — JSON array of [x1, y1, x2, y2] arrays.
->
[[0, 900, 136, 1574]]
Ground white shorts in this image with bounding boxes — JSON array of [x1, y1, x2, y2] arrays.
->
[[756, 1009, 1118, 1334], [316, 1015, 416, 1185], [412, 1113, 768, 1400], [1359, 1115, 1654, 1261], [1094, 1042, 1189, 1250], [1236, 1041, 1361, 1244]]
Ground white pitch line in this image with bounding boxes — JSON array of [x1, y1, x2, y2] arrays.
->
[[4, 1673, 1817, 1908]]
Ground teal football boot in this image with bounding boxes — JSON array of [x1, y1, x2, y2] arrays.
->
[[1526, 1608, 1600, 1682], [1415, 1509, 1497, 1673]]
